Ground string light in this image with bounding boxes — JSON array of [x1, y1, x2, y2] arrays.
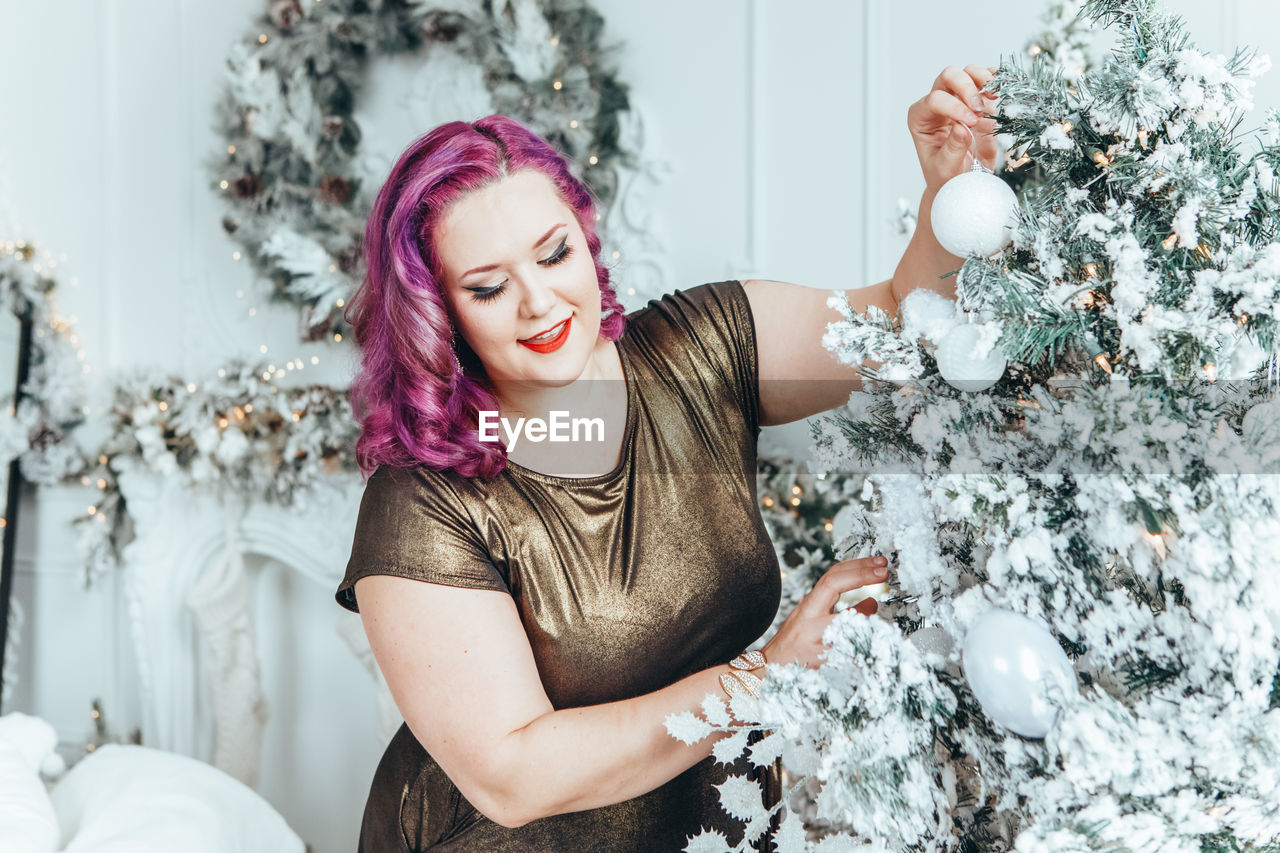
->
[[823, 521, 833, 532], [258, 33, 268, 44], [157, 401, 168, 412], [1162, 234, 1178, 250], [233, 251, 241, 260], [310, 356, 319, 365], [1060, 120, 1074, 134], [1204, 363, 1217, 382], [1145, 529, 1168, 559], [1093, 151, 1111, 166], [552, 80, 562, 90], [243, 404, 253, 413], [791, 485, 802, 495], [1028, 44, 1043, 57], [333, 332, 342, 342], [335, 297, 344, 307], [762, 495, 775, 507], [219, 180, 229, 190], [549, 36, 559, 46], [569, 120, 578, 129], [1095, 353, 1113, 374], [259, 344, 268, 353], [588, 155, 598, 165], [1137, 129, 1149, 148], [1085, 263, 1098, 278], [789, 496, 801, 506], [186, 382, 197, 392], [1237, 313, 1250, 327], [1196, 244, 1211, 259], [1007, 154, 1031, 170], [227, 145, 236, 155]]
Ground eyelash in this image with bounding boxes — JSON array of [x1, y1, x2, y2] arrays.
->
[[469, 241, 574, 303]]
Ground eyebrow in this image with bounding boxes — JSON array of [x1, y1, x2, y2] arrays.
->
[[460, 223, 566, 282]]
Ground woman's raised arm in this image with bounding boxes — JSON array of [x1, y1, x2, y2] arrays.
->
[[744, 64, 1001, 427]]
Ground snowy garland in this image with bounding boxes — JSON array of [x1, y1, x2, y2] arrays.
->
[[0, 240, 90, 486], [72, 360, 359, 585], [212, 0, 637, 342]]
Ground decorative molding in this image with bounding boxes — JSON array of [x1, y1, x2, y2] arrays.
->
[[117, 463, 371, 776], [726, 0, 764, 283]]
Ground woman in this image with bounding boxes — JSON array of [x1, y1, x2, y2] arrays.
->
[[335, 64, 999, 852]]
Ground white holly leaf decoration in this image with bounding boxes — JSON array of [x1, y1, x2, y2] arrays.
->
[[712, 729, 751, 765], [665, 711, 713, 745], [683, 827, 731, 853], [813, 833, 868, 852], [715, 774, 765, 822], [741, 809, 775, 847], [702, 693, 731, 726], [772, 809, 811, 853], [748, 729, 786, 768], [728, 692, 760, 725]]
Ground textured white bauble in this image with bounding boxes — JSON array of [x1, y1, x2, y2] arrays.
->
[[1241, 397, 1280, 471], [961, 609, 1078, 739], [930, 169, 1019, 257], [935, 323, 1007, 392]]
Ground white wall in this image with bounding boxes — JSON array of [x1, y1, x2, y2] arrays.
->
[[2, 1, 1277, 851]]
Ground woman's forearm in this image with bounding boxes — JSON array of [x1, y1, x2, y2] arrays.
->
[[493, 661, 752, 826], [891, 186, 966, 308]]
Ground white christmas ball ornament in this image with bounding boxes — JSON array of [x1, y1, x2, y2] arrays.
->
[[961, 609, 1078, 739], [1241, 397, 1280, 471], [935, 323, 1007, 392], [930, 169, 1019, 257]]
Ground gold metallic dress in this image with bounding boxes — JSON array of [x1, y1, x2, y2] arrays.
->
[[336, 281, 783, 851]]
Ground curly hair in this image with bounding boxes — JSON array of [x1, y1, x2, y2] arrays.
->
[[345, 115, 628, 479]]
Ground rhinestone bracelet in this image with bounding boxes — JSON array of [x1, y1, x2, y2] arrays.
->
[[719, 649, 767, 700]]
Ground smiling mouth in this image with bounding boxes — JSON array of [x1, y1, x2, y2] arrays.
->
[[520, 318, 570, 343]]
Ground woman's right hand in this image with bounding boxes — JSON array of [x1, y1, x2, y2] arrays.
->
[[761, 556, 889, 669]]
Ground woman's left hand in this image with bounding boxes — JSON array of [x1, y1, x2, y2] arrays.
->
[[907, 64, 1000, 193]]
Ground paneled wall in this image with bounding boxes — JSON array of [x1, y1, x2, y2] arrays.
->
[[1, 2, 1276, 850]]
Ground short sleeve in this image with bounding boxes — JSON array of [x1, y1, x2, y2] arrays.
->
[[335, 465, 510, 614], [637, 280, 762, 438]]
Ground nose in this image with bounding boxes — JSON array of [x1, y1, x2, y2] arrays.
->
[[517, 269, 556, 319]]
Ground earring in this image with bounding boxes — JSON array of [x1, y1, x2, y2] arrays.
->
[[450, 332, 464, 375]]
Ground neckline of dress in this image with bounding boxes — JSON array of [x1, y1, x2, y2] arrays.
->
[[501, 336, 636, 487]]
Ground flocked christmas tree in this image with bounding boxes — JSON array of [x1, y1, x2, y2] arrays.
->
[[667, 1, 1280, 850]]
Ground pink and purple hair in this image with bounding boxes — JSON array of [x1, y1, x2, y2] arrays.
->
[[345, 115, 628, 479]]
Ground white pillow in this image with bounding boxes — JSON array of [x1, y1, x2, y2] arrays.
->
[[0, 712, 60, 853], [50, 744, 305, 853]]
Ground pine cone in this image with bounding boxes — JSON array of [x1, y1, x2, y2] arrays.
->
[[322, 115, 344, 140], [422, 11, 462, 43], [269, 0, 303, 31], [320, 176, 351, 205], [233, 174, 262, 198]]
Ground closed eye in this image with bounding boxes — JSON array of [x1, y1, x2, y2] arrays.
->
[[466, 239, 574, 304]]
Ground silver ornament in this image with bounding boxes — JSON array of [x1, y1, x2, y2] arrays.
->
[[930, 169, 1019, 257], [961, 609, 1078, 739], [935, 323, 1006, 392]]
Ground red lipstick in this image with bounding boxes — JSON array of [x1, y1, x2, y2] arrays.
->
[[518, 317, 572, 353]]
